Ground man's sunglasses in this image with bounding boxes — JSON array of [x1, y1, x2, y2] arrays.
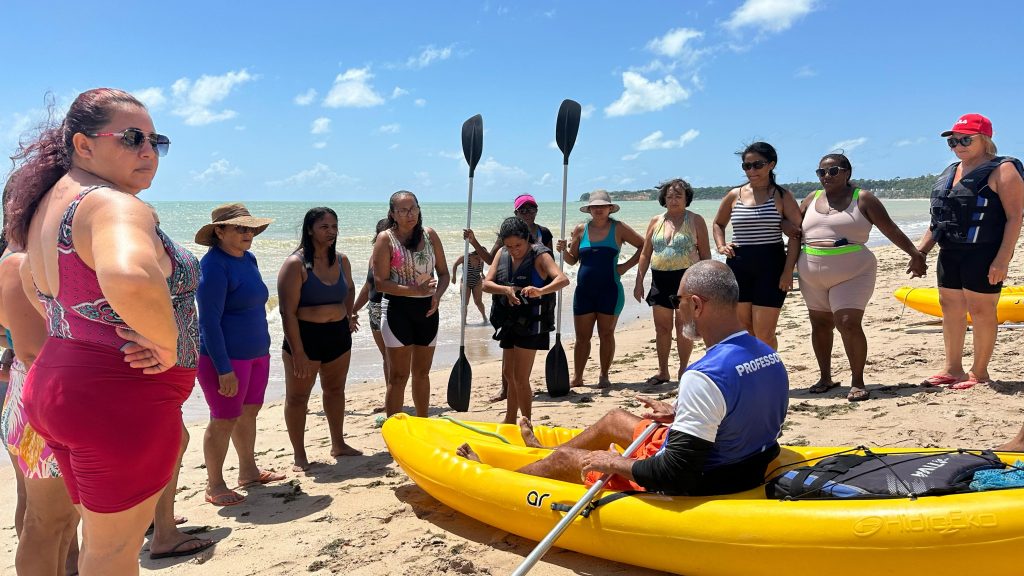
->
[[741, 160, 770, 171], [815, 166, 848, 178], [946, 135, 976, 148], [88, 128, 170, 157]]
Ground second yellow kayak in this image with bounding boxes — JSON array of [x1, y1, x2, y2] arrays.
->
[[894, 285, 1024, 323]]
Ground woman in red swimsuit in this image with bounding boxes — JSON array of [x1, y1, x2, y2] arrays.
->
[[6, 88, 209, 574]]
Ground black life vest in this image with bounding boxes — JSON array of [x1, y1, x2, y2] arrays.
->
[[488, 244, 556, 339], [929, 156, 1023, 246]]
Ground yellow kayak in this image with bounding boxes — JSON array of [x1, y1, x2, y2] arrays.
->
[[894, 286, 1024, 323], [383, 414, 1024, 576]]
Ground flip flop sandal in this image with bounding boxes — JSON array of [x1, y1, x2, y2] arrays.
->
[[847, 388, 871, 402], [150, 537, 215, 560], [808, 381, 840, 394], [205, 490, 246, 506], [921, 374, 965, 387], [950, 376, 986, 390], [643, 375, 670, 386], [238, 470, 286, 488]]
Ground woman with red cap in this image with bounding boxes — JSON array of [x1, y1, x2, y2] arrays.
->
[[917, 113, 1024, 390]]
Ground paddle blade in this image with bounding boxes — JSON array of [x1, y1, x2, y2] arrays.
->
[[555, 99, 582, 165], [545, 335, 570, 397], [461, 114, 483, 177], [447, 348, 472, 411]]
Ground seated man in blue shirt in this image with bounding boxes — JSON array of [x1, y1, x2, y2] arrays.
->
[[457, 260, 789, 495]]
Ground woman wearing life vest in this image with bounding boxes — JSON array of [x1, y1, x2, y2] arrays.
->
[[712, 142, 802, 350], [483, 217, 568, 423], [633, 178, 711, 385], [557, 190, 645, 388], [917, 114, 1024, 389], [797, 154, 927, 401]]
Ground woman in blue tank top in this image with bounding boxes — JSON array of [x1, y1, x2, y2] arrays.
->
[[557, 190, 644, 388], [277, 207, 360, 473]]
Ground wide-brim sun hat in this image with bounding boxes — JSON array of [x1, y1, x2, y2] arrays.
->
[[194, 203, 274, 246], [580, 189, 620, 213]]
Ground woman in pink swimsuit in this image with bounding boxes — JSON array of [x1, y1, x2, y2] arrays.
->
[[6, 88, 209, 574]]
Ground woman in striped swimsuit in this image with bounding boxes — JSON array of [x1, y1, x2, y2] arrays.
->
[[712, 142, 803, 349]]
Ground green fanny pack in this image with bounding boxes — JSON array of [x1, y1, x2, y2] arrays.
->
[[803, 244, 864, 256]]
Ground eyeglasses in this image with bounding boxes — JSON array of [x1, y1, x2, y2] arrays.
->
[[741, 160, 770, 171], [947, 135, 976, 148], [667, 293, 707, 308], [515, 206, 538, 214], [815, 166, 848, 178], [88, 128, 170, 157], [393, 206, 420, 217]]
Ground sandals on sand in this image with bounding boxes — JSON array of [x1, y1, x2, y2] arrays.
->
[[643, 375, 670, 387], [150, 537, 215, 560], [238, 470, 286, 488], [921, 374, 966, 387], [808, 381, 840, 394], [847, 388, 870, 402], [206, 490, 245, 507], [950, 375, 989, 390]]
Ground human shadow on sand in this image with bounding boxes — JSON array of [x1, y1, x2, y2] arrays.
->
[[298, 450, 397, 485], [391, 483, 668, 576], [139, 526, 230, 569], [213, 480, 332, 525]]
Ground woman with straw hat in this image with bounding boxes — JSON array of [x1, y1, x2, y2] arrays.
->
[[557, 190, 644, 388], [194, 203, 284, 506]]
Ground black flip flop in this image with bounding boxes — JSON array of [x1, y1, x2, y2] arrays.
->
[[150, 537, 215, 560]]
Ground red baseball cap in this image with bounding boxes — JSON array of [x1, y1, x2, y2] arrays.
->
[[940, 113, 993, 137]]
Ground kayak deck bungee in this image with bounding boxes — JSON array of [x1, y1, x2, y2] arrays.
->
[[383, 414, 1024, 576], [894, 285, 1024, 323]]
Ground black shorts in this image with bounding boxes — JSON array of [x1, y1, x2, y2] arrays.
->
[[381, 295, 439, 347], [937, 245, 1003, 294], [691, 443, 781, 496], [498, 331, 550, 351], [727, 243, 787, 308], [646, 268, 686, 309], [282, 318, 352, 363]]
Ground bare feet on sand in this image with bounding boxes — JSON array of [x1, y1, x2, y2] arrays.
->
[[570, 377, 584, 388], [332, 443, 364, 457], [518, 417, 542, 448], [597, 375, 612, 388], [292, 456, 318, 472], [456, 443, 481, 462], [996, 439, 1024, 452]]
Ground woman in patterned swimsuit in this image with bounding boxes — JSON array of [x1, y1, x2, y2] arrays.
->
[[7, 88, 210, 574]]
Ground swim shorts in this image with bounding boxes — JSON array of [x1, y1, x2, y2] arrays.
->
[[283, 318, 353, 363]]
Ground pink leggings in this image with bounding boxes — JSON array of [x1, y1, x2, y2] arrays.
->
[[196, 354, 270, 419], [24, 338, 194, 513]]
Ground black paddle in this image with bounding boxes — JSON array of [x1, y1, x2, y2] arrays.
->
[[545, 99, 581, 398], [447, 114, 483, 412]]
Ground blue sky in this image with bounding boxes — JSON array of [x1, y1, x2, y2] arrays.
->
[[2, 0, 1022, 202]]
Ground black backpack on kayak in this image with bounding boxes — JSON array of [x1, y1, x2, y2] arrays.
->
[[767, 450, 1004, 500]]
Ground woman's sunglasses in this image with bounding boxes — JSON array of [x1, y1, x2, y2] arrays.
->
[[946, 135, 976, 148], [88, 127, 171, 157], [741, 160, 770, 171], [815, 166, 848, 178]]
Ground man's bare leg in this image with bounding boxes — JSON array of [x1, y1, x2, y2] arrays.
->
[[524, 408, 640, 451]]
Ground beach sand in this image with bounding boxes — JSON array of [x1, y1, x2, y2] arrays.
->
[[2, 241, 1023, 575]]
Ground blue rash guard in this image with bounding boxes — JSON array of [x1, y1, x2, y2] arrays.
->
[[197, 245, 271, 375]]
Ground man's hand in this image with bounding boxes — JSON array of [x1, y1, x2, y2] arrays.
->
[[581, 445, 634, 480], [637, 396, 675, 423]]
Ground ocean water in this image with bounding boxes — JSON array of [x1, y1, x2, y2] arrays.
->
[[150, 197, 931, 420]]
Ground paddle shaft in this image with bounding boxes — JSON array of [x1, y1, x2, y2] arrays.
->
[[554, 163, 569, 334], [511, 421, 661, 576], [459, 176, 474, 347]]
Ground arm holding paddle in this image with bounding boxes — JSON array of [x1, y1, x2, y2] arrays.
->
[[615, 221, 645, 277], [462, 228, 497, 265], [556, 224, 583, 265], [426, 228, 450, 317]]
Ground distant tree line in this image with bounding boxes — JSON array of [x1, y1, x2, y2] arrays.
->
[[581, 173, 939, 201]]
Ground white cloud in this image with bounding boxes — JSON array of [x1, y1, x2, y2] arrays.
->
[[543, 9, 556, 18], [794, 65, 816, 78], [391, 86, 409, 99], [646, 28, 703, 59], [266, 163, 356, 188], [691, 73, 705, 90], [294, 89, 317, 106], [830, 137, 868, 152], [414, 171, 432, 187], [605, 72, 689, 117], [311, 117, 331, 135], [581, 104, 596, 119], [389, 143, 400, 150], [622, 152, 642, 161], [535, 173, 552, 186], [635, 129, 700, 151], [414, 98, 427, 107], [437, 150, 463, 160], [323, 68, 384, 108], [547, 140, 559, 150], [133, 87, 167, 110], [725, 0, 816, 33], [895, 137, 926, 147], [313, 141, 327, 149], [475, 157, 529, 180], [171, 69, 256, 126], [192, 159, 241, 183], [379, 123, 401, 134], [1, 112, 36, 150], [406, 45, 454, 69], [619, 177, 635, 186]]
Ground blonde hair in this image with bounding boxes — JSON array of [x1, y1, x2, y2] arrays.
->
[[977, 134, 998, 155]]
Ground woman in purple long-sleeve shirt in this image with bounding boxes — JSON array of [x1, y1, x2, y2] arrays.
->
[[195, 203, 285, 507]]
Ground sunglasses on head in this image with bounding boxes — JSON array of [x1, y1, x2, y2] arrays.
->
[[947, 135, 976, 148], [741, 160, 770, 171], [815, 166, 848, 178], [89, 127, 170, 157]]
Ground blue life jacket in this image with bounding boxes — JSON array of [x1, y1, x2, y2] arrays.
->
[[930, 156, 1023, 246], [489, 245, 555, 339]]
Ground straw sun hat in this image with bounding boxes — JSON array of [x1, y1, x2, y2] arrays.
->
[[194, 203, 274, 246], [580, 189, 620, 213]]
